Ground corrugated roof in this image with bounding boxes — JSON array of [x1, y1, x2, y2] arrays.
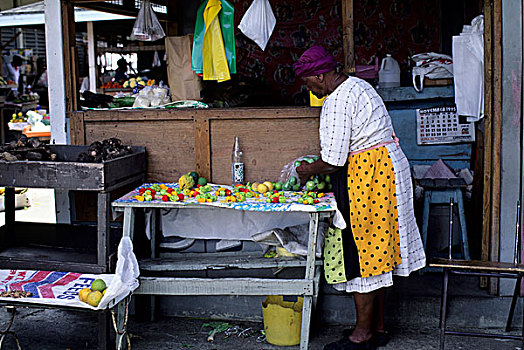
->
[[0, 1, 133, 26]]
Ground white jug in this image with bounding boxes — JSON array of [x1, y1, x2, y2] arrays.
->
[[379, 54, 400, 88]]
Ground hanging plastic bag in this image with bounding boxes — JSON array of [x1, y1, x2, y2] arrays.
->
[[411, 52, 453, 92], [453, 15, 484, 122], [238, 0, 276, 51], [192, 0, 236, 76], [131, 0, 166, 42], [152, 50, 161, 67], [202, 0, 230, 82]]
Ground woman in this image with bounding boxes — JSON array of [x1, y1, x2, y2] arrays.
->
[[293, 46, 426, 350]]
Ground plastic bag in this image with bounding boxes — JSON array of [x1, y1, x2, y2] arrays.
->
[[203, 0, 230, 82], [238, 0, 276, 51], [279, 154, 320, 191], [131, 0, 165, 42], [192, 0, 236, 76], [411, 52, 453, 92], [453, 15, 484, 122]]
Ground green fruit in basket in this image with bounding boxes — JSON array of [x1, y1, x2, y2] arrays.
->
[[289, 176, 297, 186], [274, 182, 282, 191], [317, 182, 326, 191], [91, 279, 107, 292], [292, 184, 301, 191], [282, 181, 292, 191]]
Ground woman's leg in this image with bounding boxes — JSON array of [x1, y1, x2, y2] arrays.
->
[[373, 288, 385, 333], [349, 291, 376, 343]]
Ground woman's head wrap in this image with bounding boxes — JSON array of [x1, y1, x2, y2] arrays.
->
[[293, 45, 338, 78]]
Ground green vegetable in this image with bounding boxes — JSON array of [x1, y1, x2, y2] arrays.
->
[[282, 181, 292, 191], [197, 177, 207, 186], [292, 184, 301, 191], [274, 182, 282, 190], [289, 176, 297, 185], [317, 181, 326, 190]]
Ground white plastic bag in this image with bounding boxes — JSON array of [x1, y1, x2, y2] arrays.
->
[[453, 15, 484, 122], [238, 0, 276, 51], [411, 52, 453, 92], [131, 0, 166, 42]]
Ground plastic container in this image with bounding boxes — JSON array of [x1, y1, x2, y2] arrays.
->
[[262, 295, 303, 346], [379, 54, 400, 88], [309, 91, 326, 107]]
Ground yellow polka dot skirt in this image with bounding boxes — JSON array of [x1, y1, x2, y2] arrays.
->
[[348, 146, 401, 278]]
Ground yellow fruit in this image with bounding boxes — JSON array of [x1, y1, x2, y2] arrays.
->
[[263, 181, 274, 191], [178, 174, 195, 190], [78, 288, 91, 302], [251, 182, 260, 192], [91, 279, 107, 292], [86, 291, 103, 307], [257, 184, 269, 194], [17, 112, 22, 117], [11, 114, 16, 118], [102, 289, 107, 296]]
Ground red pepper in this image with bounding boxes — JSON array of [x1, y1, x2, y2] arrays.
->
[[178, 193, 184, 201], [235, 184, 243, 187], [162, 195, 169, 202], [197, 184, 202, 188], [166, 188, 174, 194], [225, 189, 232, 196], [193, 191, 198, 197], [272, 197, 279, 203], [314, 199, 319, 204], [150, 190, 156, 197], [138, 188, 146, 195]]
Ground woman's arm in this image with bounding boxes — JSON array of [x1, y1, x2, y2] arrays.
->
[[296, 159, 341, 185]]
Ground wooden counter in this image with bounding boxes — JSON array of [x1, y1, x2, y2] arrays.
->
[[70, 107, 321, 183]]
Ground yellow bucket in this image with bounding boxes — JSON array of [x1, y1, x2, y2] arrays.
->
[[309, 91, 327, 106], [262, 295, 303, 346]]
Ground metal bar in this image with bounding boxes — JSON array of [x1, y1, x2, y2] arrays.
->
[[506, 275, 521, 331], [97, 192, 110, 271], [4, 188, 15, 237], [514, 201, 521, 265], [450, 270, 521, 278], [445, 330, 523, 340], [448, 198, 454, 260], [439, 268, 449, 350]]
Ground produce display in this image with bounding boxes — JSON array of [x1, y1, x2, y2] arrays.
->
[[100, 81, 124, 89], [122, 77, 146, 89], [76, 138, 134, 162], [0, 76, 17, 87], [10, 93, 39, 104], [121, 171, 333, 210], [9, 109, 50, 125], [0, 135, 56, 161], [77, 278, 107, 307]]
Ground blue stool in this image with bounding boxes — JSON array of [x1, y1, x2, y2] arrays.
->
[[420, 178, 470, 270]]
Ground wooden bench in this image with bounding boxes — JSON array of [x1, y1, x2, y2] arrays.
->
[[429, 200, 524, 350]]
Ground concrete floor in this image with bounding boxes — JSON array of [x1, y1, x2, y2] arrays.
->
[[0, 307, 522, 350]]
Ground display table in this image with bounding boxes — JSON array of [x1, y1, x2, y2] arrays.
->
[[112, 183, 341, 350]]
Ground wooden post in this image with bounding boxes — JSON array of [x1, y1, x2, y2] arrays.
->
[[45, 0, 68, 144], [194, 116, 211, 181], [481, 0, 493, 289], [489, 0, 502, 295], [62, 0, 80, 112], [341, 0, 354, 74]]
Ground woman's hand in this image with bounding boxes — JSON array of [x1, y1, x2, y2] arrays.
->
[[296, 159, 341, 186]]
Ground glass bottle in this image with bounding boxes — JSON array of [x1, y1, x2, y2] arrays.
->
[[232, 136, 244, 185]]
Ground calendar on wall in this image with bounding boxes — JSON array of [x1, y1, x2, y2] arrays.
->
[[416, 106, 475, 145]]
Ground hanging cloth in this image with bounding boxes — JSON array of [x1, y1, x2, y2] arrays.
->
[[191, 0, 236, 77]]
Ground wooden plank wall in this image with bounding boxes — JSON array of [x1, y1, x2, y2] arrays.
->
[[70, 108, 321, 184]]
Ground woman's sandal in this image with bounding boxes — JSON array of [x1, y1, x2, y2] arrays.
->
[[323, 337, 376, 350], [341, 328, 390, 347]]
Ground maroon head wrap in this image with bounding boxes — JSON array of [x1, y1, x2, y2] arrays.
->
[[293, 45, 338, 78]]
